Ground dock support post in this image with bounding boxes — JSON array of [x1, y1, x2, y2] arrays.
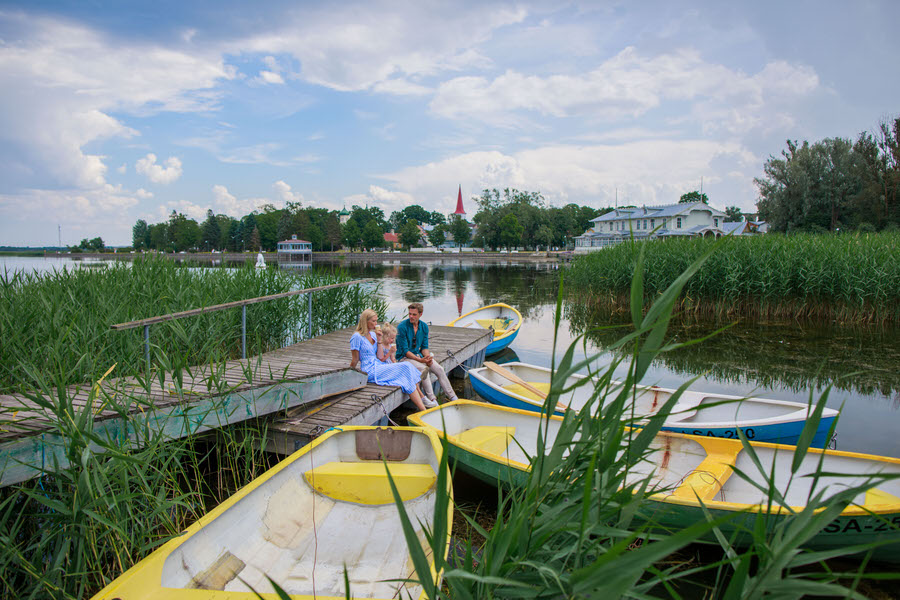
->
[[143, 325, 150, 373], [242, 305, 247, 359], [308, 293, 313, 338]]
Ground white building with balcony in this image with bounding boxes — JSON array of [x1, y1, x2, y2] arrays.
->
[[574, 201, 731, 252], [277, 235, 313, 267]]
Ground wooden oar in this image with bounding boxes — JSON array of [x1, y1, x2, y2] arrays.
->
[[483, 361, 569, 412]]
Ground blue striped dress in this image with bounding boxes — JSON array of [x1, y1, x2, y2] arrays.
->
[[350, 331, 421, 394]]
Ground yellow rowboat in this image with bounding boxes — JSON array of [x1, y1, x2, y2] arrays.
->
[[447, 303, 521, 356], [409, 401, 900, 560], [92, 427, 452, 600]]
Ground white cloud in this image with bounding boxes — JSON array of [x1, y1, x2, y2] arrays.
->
[[135, 188, 153, 199], [343, 185, 418, 216], [233, 3, 526, 92], [429, 47, 820, 134], [0, 11, 231, 223], [0, 185, 140, 245], [211, 184, 272, 217], [135, 154, 183, 184], [117, 163, 127, 174], [376, 139, 759, 212], [274, 180, 304, 204], [257, 70, 285, 84], [372, 79, 432, 96]]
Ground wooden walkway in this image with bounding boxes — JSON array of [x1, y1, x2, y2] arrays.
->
[[265, 325, 491, 454], [0, 325, 489, 486]]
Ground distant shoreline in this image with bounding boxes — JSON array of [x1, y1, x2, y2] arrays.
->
[[2, 250, 568, 263]]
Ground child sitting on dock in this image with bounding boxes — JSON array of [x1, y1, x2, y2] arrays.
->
[[376, 323, 399, 363]]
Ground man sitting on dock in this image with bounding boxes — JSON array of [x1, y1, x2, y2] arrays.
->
[[397, 302, 459, 404]]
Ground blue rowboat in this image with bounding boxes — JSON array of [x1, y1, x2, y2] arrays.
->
[[408, 400, 900, 562], [467, 361, 838, 447], [447, 303, 521, 356]]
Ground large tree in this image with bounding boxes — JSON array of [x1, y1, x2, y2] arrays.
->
[[200, 209, 221, 251], [324, 213, 342, 251], [725, 206, 743, 222], [168, 211, 199, 251], [398, 219, 421, 250], [132, 219, 149, 250], [390, 205, 432, 230], [362, 220, 384, 250], [498, 213, 524, 250], [679, 191, 709, 204], [342, 220, 362, 251], [427, 224, 446, 247], [449, 215, 471, 247]]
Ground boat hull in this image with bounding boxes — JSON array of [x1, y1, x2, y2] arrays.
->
[[485, 326, 518, 355], [91, 426, 451, 600], [467, 361, 837, 447], [409, 401, 900, 562]]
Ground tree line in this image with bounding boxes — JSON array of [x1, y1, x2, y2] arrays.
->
[[129, 192, 605, 253], [756, 116, 900, 233], [472, 189, 605, 250]]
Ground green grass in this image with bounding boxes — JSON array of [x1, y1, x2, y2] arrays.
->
[[567, 232, 900, 324]]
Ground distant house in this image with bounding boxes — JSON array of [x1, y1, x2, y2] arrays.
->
[[277, 235, 312, 267], [383, 232, 401, 249], [575, 201, 734, 252]]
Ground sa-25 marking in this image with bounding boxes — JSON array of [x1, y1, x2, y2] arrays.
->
[[823, 516, 900, 534]]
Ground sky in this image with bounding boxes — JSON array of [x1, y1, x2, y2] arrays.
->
[[0, 1, 897, 246]]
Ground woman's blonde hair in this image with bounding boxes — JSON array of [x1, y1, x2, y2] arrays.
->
[[355, 309, 378, 336], [380, 322, 397, 339]]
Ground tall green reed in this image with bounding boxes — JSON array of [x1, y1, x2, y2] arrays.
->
[[0, 256, 386, 394], [395, 241, 897, 598], [567, 232, 900, 324]]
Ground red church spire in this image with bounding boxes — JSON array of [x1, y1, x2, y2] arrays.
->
[[453, 185, 466, 216]]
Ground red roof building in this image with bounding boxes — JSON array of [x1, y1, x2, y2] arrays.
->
[[383, 232, 400, 248]]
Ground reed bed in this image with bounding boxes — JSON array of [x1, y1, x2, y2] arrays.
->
[[0, 256, 386, 394], [566, 233, 900, 324]]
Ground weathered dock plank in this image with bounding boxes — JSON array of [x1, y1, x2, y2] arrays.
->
[[0, 337, 370, 487]]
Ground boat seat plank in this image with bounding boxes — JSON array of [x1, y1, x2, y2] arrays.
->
[[453, 426, 516, 457], [304, 461, 436, 504], [669, 445, 743, 502]]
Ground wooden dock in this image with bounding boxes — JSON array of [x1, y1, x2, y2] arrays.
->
[[0, 325, 489, 487], [265, 325, 491, 454]]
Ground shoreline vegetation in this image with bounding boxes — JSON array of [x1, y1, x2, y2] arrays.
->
[[0, 256, 385, 394], [567, 232, 900, 325], [2, 251, 898, 598], [0, 258, 387, 597]]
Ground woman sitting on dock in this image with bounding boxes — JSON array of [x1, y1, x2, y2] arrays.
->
[[350, 309, 437, 411]]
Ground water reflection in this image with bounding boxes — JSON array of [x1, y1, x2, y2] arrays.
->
[[565, 302, 900, 405]]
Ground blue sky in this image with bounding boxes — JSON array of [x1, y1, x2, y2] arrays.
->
[[0, 0, 897, 246]]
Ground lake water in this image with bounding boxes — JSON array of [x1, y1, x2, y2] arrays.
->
[[5, 255, 899, 458], [320, 258, 900, 459]]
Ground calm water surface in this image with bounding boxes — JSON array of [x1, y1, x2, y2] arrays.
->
[[322, 258, 900, 459], [5, 255, 899, 458]]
